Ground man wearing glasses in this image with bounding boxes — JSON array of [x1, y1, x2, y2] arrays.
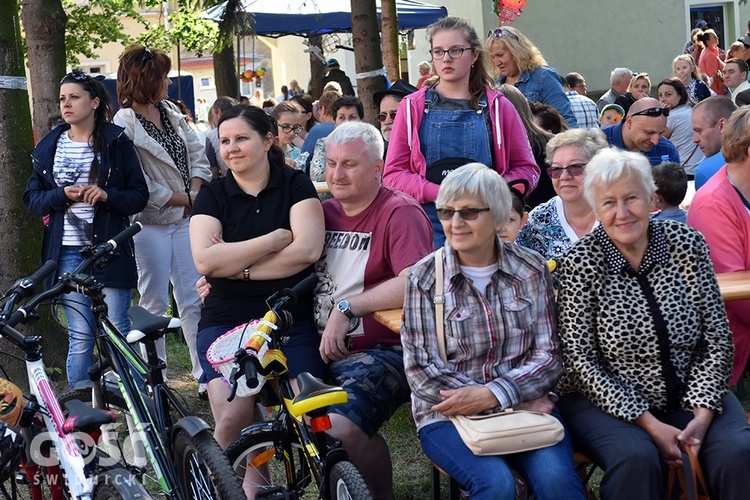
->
[[372, 79, 418, 158], [602, 97, 680, 166]]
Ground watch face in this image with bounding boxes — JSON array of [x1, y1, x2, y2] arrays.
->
[[337, 300, 350, 313]]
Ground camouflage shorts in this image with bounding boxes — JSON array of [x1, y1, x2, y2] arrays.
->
[[326, 345, 410, 436]]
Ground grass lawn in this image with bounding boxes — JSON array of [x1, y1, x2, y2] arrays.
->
[[165, 334, 750, 500]]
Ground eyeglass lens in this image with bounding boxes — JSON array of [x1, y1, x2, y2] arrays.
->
[[436, 208, 490, 221], [378, 111, 398, 122], [547, 163, 586, 179]]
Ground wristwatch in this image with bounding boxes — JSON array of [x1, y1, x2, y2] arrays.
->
[[336, 299, 355, 319]]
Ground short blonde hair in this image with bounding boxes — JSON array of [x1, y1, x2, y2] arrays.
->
[[628, 73, 651, 93], [485, 26, 547, 74]]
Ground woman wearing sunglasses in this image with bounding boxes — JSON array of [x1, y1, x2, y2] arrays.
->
[[516, 128, 608, 287], [486, 26, 577, 128], [384, 16, 539, 249], [401, 163, 585, 500], [23, 70, 148, 389]]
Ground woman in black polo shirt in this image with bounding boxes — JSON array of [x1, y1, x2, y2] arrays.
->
[[189, 105, 325, 456]]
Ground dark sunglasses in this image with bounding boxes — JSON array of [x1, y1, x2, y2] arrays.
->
[[546, 163, 586, 179], [435, 207, 490, 221], [279, 124, 304, 134], [377, 111, 398, 122], [487, 28, 518, 41], [60, 70, 90, 85], [631, 107, 669, 118]]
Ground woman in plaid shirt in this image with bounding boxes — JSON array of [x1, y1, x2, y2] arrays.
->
[[402, 163, 584, 499]]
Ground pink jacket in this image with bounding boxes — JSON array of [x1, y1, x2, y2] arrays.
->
[[687, 166, 750, 385], [383, 86, 540, 204]]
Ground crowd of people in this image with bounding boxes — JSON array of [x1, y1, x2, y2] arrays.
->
[[21, 13, 750, 500]]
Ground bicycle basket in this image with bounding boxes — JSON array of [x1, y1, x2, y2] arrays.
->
[[207, 320, 269, 397]]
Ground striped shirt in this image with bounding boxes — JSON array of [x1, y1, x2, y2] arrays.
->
[[53, 133, 95, 246], [402, 239, 562, 430]]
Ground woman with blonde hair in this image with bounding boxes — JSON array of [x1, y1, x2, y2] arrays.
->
[[416, 61, 432, 88], [673, 54, 711, 103], [384, 16, 538, 249], [614, 73, 651, 115], [486, 25, 577, 127]]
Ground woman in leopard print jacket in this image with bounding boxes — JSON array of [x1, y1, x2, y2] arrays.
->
[[556, 148, 750, 500]]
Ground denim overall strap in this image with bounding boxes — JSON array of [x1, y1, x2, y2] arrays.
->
[[418, 89, 493, 167]]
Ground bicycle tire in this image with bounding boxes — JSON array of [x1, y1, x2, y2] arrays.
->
[[93, 466, 151, 499], [171, 428, 245, 500], [226, 430, 315, 498], [327, 461, 372, 500]]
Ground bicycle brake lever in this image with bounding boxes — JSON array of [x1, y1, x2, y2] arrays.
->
[[227, 365, 240, 402]]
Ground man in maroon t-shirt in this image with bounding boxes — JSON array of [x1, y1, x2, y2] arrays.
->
[[316, 122, 433, 499]]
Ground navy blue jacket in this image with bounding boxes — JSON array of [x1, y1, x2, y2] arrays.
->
[[23, 123, 148, 289]]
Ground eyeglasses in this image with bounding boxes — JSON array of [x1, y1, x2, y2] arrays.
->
[[377, 111, 398, 122], [630, 107, 670, 118], [429, 47, 473, 60], [546, 163, 586, 179], [487, 28, 519, 41], [435, 207, 491, 221], [279, 124, 304, 134]]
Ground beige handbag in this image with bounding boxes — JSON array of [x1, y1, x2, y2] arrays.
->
[[433, 248, 565, 456]]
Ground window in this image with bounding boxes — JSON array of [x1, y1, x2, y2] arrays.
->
[[200, 76, 214, 89], [690, 4, 727, 46], [89, 67, 101, 74]]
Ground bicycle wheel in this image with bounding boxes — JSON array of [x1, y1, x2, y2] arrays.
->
[[327, 461, 372, 500], [226, 430, 315, 498], [171, 428, 245, 500], [93, 466, 151, 499]]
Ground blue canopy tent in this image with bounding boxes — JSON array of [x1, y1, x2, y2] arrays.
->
[[204, 0, 448, 37]]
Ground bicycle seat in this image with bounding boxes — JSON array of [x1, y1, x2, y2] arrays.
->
[[126, 306, 181, 344], [63, 398, 116, 434], [288, 372, 348, 419]]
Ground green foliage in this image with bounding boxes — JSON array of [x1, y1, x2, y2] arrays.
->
[[64, 0, 220, 67], [63, 0, 150, 66]]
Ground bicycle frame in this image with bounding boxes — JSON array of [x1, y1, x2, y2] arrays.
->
[[89, 297, 210, 500]]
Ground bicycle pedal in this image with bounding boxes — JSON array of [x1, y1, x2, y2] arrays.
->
[[255, 486, 291, 500]]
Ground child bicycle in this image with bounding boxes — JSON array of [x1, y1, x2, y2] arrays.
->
[[0, 256, 150, 499], [211, 274, 372, 500], [10, 223, 244, 500]]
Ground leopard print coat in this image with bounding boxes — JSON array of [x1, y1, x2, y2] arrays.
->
[[556, 220, 732, 421]]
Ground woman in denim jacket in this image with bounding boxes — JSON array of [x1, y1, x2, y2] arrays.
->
[[487, 26, 577, 128], [383, 17, 539, 249], [24, 71, 148, 389]]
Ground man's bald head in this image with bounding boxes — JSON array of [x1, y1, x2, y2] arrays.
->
[[628, 97, 663, 116], [623, 98, 669, 153]]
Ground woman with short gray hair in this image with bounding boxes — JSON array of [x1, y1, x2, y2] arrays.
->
[[557, 147, 750, 499], [516, 128, 608, 284], [402, 163, 585, 499]]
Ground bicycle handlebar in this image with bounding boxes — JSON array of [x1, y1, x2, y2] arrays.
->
[[0, 223, 143, 338], [227, 273, 319, 401]]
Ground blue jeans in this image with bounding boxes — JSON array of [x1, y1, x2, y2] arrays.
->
[[419, 409, 585, 500], [421, 203, 445, 249], [59, 246, 132, 389]]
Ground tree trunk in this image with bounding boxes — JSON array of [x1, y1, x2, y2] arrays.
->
[[1, 0, 65, 390], [350, 0, 386, 125], [381, 0, 399, 83], [21, 0, 66, 142], [213, 45, 238, 99], [308, 34, 325, 101]]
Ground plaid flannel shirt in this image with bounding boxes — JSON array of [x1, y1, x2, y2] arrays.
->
[[402, 240, 562, 430]]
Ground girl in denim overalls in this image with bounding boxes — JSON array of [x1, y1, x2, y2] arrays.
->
[[383, 17, 540, 249]]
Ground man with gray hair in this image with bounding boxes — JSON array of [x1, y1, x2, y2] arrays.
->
[[205, 96, 238, 178], [597, 67, 633, 113], [317, 121, 433, 498]]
